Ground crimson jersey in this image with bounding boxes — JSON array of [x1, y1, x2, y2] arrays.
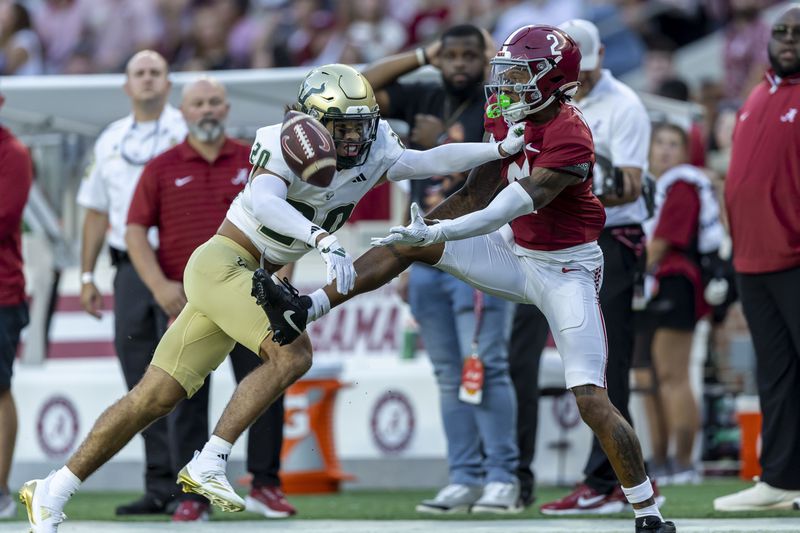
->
[[486, 102, 605, 251]]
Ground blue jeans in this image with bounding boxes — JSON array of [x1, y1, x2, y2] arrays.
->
[[408, 264, 518, 485]]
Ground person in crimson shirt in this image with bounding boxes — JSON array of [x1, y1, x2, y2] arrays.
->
[[714, 5, 800, 513], [637, 123, 720, 486], [0, 95, 33, 518], [126, 77, 297, 521], [270, 25, 676, 533]]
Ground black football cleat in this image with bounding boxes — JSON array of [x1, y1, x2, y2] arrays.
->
[[251, 269, 311, 346], [635, 516, 676, 533], [115, 493, 174, 515]]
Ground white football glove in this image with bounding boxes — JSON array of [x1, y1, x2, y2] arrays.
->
[[497, 122, 526, 157], [371, 203, 445, 248], [316, 234, 357, 294]]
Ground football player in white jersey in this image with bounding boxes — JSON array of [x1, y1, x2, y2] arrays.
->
[[20, 63, 524, 532]]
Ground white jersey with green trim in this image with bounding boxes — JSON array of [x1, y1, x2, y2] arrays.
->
[[226, 118, 405, 265]]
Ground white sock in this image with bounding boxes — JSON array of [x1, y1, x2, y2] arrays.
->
[[199, 435, 233, 463], [633, 502, 662, 520], [49, 467, 81, 506], [309, 289, 330, 321], [621, 478, 662, 520]]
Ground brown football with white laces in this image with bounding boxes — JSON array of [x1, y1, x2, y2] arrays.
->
[[280, 110, 337, 187]]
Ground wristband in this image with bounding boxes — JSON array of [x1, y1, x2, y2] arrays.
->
[[80, 272, 95, 285], [415, 47, 428, 66]]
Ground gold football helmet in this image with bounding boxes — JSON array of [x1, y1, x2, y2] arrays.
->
[[297, 64, 380, 169]]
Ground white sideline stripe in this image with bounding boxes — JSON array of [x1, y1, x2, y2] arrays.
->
[[48, 312, 113, 342], [1, 519, 798, 532]]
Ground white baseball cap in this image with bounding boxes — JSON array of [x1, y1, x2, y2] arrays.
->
[[559, 19, 601, 72]]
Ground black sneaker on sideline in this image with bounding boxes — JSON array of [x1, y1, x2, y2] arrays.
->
[[115, 493, 173, 516], [251, 269, 311, 346], [635, 516, 677, 532]]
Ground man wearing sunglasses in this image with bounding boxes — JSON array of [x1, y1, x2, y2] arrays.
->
[[714, 4, 800, 512]]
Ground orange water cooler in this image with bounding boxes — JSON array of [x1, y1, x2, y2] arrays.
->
[[736, 395, 762, 480], [279, 363, 354, 494]]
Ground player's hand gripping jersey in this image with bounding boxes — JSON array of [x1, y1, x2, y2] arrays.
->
[[226, 119, 405, 265], [485, 101, 606, 251]]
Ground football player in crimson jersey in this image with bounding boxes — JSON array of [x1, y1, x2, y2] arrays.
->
[[259, 26, 676, 533]]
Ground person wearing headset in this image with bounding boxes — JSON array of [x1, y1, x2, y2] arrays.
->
[[75, 50, 186, 516]]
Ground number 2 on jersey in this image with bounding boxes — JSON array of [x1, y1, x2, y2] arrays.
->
[[258, 200, 356, 246]]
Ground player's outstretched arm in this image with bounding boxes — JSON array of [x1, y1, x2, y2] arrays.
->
[[427, 159, 505, 219], [375, 167, 582, 247], [385, 124, 524, 183], [321, 159, 508, 308]]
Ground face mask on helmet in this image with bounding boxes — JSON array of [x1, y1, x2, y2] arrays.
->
[[320, 107, 379, 169], [485, 57, 556, 122]]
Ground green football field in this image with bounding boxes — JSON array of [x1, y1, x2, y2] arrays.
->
[[1, 479, 797, 522]]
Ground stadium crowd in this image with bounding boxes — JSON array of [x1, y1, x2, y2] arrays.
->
[[0, 0, 784, 79]]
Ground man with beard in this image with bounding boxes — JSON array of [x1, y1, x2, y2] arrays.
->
[[714, 4, 800, 512], [75, 50, 187, 517], [362, 25, 522, 513], [125, 77, 296, 521]]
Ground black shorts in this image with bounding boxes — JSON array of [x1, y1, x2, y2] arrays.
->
[[631, 276, 697, 369], [0, 302, 29, 390], [648, 275, 697, 331]]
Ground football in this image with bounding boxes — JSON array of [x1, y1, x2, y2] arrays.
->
[[280, 110, 337, 187]]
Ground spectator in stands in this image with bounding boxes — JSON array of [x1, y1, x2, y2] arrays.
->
[[656, 78, 707, 167], [638, 123, 722, 485], [0, 90, 33, 519], [86, 0, 161, 73], [153, 0, 193, 66], [363, 24, 521, 513], [585, 0, 645, 76], [217, 0, 260, 69], [33, 0, 89, 74], [175, 3, 234, 71], [345, 0, 407, 63], [76, 50, 188, 517], [492, 0, 584, 45], [125, 76, 295, 521], [642, 34, 677, 94], [714, 4, 800, 512], [253, 0, 355, 68], [723, 0, 771, 101], [538, 19, 656, 514], [0, 1, 43, 75]]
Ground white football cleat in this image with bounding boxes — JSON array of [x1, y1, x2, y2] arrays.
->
[[713, 479, 800, 511], [19, 472, 67, 533], [176, 451, 245, 512]]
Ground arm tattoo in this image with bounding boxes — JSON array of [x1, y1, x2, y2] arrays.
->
[[385, 244, 415, 271], [518, 167, 582, 210], [427, 159, 504, 220]]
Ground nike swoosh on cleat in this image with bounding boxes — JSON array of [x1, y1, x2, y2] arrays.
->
[[576, 494, 606, 507], [283, 310, 303, 334]]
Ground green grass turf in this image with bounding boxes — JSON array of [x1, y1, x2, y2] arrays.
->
[[2, 479, 797, 522]]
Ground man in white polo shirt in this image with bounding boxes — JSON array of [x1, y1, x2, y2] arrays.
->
[[76, 50, 186, 516], [534, 19, 657, 515]]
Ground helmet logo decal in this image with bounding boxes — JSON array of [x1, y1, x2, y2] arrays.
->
[[299, 81, 328, 106]]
